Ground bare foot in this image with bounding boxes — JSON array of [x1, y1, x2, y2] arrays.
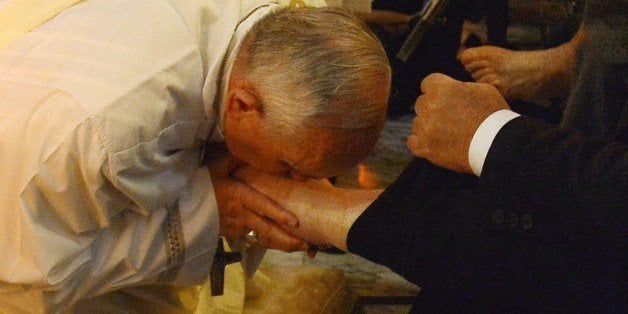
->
[[459, 44, 576, 106], [234, 166, 381, 251]]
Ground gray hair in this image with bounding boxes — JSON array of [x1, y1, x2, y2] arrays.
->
[[241, 7, 391, 135]]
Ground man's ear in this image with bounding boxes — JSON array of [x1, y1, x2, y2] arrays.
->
[[225, 85, 263, 120]]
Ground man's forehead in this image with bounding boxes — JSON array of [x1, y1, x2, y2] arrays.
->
[[291, 127, 379, 177], [288, 137, 336, 178]]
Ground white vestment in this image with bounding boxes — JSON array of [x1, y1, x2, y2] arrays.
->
[[0, 0, 277, 311]]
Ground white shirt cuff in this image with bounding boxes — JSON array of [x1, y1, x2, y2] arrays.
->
[[468, 110, 521, 177]]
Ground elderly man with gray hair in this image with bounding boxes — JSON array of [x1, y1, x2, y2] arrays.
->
[[0, 0, 390, 311]]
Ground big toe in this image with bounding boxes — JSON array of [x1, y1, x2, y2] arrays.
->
[[460, 46, 504, 65], [459, 47, 485, 65]]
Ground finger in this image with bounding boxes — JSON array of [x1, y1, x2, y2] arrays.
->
[[246, 214, 308, 252], [411, 114, 423, 134], [414, 95, 425, 116], [422, 73, 462, 96], [220, 216, 248, 239], [407, 134, 423, 157], [420, 73, 450, 93], [238, 184, 299, 228]]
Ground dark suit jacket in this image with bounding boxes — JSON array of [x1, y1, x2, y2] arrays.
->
[[347, 1, 627, 312]]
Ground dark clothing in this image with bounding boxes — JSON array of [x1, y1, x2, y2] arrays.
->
[[563, 5, 628, 139], [371, 0, 509, 116], [347, 0, 627, 311]]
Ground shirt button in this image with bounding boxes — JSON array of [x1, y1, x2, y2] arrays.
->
[[506, 213, 519, 228], [522, 215, 534, 229], [492, 210, 504, 223]]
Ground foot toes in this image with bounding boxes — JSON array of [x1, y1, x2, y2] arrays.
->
[[464, 60, 490, 73], [471, 67, 497, 82]]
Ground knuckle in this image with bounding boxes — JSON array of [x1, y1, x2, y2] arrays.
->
[[411, 119, 422, 133], [414, 120, 430, 135], [416, 95, 430, 111], [407, 140, 419, 156], [406, 136, 418, 149], [414, 97, 423, 112], [407, 137, 429, 158], [419, 147, 431, 159]]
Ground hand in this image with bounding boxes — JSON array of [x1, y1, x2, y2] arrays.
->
[[235, 167, 382, 252], [207, 146, 308, 252], [407, 73, 509, 173]]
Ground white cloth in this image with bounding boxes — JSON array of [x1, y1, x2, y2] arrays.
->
[[468, 109, 521, 176], [0, 0, 278, 311], [0, 0, 83, 49]]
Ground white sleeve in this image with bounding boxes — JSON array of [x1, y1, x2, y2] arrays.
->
[[5, 112, 218, 311], [468, 110, 521, 176]]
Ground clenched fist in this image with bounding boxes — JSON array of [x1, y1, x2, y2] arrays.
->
[[407, 73, 509, 173]]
